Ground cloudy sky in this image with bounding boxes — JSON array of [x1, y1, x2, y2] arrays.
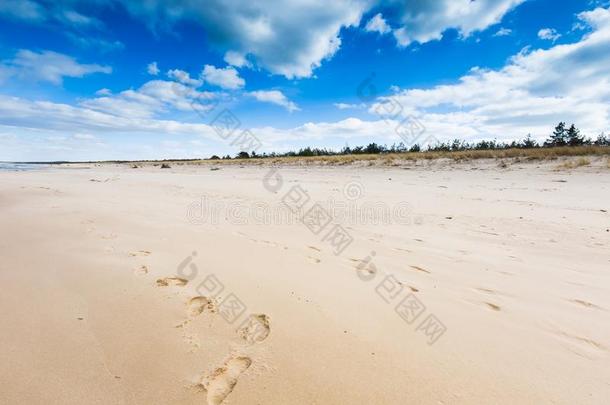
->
[[1, 0, 609, 161]]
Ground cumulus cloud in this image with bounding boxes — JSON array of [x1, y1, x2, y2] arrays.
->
[[201, 65, 245, 89], [147, 61, 160, 75], [369, 7, 610, 142], [224, 51, 251, 68], [81, 80, 216, 119], [387, 0, 525, 46], [167, 69, 202, 86], [0, 93, 219, 137], [365, 13, 391, 34], [110, 0, 370, 79], [248, 90, 300, 112], [0, 49, 111, 85], [2, 0, 527, 78], [538, 28, 561, 41]]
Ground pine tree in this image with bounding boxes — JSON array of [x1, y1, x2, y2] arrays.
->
[[545, 122, 567, 147], [566, 124, 584, 146], [595, 133, 609, 146], [521, 134, 538, 148]]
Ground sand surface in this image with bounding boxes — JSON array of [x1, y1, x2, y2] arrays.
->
[[1, 161, 609, 404]]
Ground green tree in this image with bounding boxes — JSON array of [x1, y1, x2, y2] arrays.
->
[[545, 122, 567, 147], [595, 133, 609, 146], [566, 124, 585, 146], [520, 134, 538, 148]]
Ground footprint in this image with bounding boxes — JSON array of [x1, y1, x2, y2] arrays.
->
[[200, 356, 252, 405], [187, 296, 216, 317], [129, 250, 151, 257], [485, 302, 501, 311], [554, 330, 607, 359], [237, 314, 271, 344], [308, 246, 321, 252], [307, 256, 321, 264], [409, 265, 431, 274], [156, 277, 188, 287], [569, 299, 602, 310], [134, 265, 148, 275]]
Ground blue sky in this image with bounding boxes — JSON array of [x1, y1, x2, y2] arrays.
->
[[0, 0, 609, 161]]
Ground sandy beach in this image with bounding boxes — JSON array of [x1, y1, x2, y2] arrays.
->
[[1, 160, 609, 404]]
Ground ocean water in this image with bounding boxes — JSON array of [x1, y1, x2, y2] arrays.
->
[[0, 162, 49, 171]]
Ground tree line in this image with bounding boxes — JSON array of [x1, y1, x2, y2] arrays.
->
[[210, 123, 610, 159]]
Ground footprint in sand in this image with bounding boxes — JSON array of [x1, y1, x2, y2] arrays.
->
[[568, 299, 602, 310], [199, 356, 252, 405], [554, 330, 607, 359], [484, 302, 501, 311], [237, 314, 271, 344], [156, 277, 188, 287], [409, 265, 431, 274], [187, 296, 217, 317], [134, 265, 148, 275], [129, 250, 151, 257]]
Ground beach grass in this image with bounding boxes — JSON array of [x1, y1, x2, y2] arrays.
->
[[132, 145, 610, 167]]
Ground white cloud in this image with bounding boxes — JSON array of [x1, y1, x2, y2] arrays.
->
[[334, 102, 366, 110], [369, 7, 610, 143], [167, 69, 202, 86], [494, 27, 513, 37], [2, 0, 527, 79], [224, 51, 251, 68], [95, 88, 112, 96], [538, 28, 561, 41], [147, 61, 160, 75], [365, 13, 391, 34], [60, 10, 102, 27], [0, 0, 44, 21], [0, 49, 111, 85], [66, 33, 124, 52], [248, 90, 300, 112], [81, 80, 216, 119], [201, 65, 245, 90], [0, 93, 219, 138], [114, 0, 369, 79], [388, 0, 525, 46]]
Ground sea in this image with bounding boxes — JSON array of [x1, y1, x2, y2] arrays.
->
[[0, 162, 50, 171]]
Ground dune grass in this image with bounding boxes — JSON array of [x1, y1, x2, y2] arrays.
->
[[555, 157, 591, 170], [148, 145, 610, 167]]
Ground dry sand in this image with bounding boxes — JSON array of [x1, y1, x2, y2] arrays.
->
[[0, 160, 609, 404]]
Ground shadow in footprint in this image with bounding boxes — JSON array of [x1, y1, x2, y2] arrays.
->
[[156, 277, 188, 287], [237, 314, 271, 344], [200, 356, 252, 405], [187, 296, 216, 317]]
